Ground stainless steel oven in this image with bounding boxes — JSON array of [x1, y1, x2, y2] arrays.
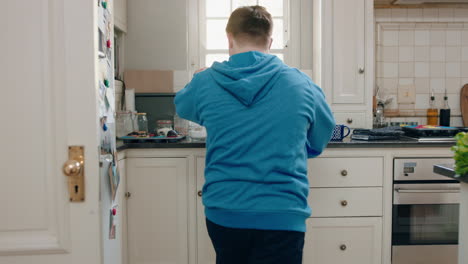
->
[[392, 158, 459, 264]]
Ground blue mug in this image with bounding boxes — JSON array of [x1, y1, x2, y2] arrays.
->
[[330, 125, 351, 142]]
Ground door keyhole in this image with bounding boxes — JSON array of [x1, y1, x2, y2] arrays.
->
[[75, 185, 79, 194]]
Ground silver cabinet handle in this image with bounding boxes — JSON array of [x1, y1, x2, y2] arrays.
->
[[197, 190, 203, 197], [395, 188, 460, 193], [346, 118, 353, 124], [359, 68, 365, 74], [340, 244, 347, 251], [341, 200, 348, 207], [341, 170, 348, 176]]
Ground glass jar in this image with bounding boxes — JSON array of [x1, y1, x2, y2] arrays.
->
[[136, 113, 148, 136], [116, 111, 133, 137], [173, 113, 189, 136], [188, 121, 206, 142]]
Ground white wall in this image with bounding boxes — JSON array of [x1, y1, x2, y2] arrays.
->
[[125, 0, 188, 70], [124, 0, 314, 72], [375, 8, 468, 126]]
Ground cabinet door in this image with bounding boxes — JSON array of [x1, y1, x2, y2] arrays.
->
[[113, 0, 127, 32], [303, 217, 382, 264], [332, 0, 366, 104], [126, 158, 188, 264], [196, 157, 217, 264]]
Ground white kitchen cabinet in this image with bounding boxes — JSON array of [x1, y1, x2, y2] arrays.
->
[[308, 187, 383, 217], [195, 157, 216, 264], [113, 0, 127, 32], [126, 157, 189, 264], [303, 217, 382, 264], [313, 0, 374, 128], [308, 157, 383, 187], [117, 157, 128, 264]]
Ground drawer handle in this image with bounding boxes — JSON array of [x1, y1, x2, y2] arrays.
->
[[359, 68, 365, 74], [340, 170, 348, 176], [341, 200, 348, 207], [340, 244, 347, 251], [346, 118, 353, 124], [197, 190, 203, 197]]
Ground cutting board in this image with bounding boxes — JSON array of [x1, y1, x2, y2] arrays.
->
[[461, 84, 468, 126]]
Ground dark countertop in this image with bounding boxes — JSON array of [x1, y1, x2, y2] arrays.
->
[[117, 137, 455, 151], [434, 164, 468, 183]]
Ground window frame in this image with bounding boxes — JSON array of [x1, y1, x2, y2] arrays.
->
[[188, 0, 300, 75]]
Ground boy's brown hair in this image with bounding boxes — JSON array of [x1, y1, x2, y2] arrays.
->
[[226, 6, 273, 46]]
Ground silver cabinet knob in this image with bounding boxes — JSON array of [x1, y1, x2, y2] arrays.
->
[[197, 190, 203, 197], [125, 192, 131, 198], [341, 200, 348, 207], [341, 170, 348, 176], [340, 244, 347, 251], [346, 118, 353, 124], [359, 68, 365, 74]]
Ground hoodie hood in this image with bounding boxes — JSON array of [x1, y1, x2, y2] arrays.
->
[[210, 51, 284, 106]]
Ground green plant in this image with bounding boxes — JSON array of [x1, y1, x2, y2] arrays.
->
[[452, 132, 468, 176]]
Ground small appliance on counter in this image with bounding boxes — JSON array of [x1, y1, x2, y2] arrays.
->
[[401, 125, 467, 142], [351, 126, 404, 141]]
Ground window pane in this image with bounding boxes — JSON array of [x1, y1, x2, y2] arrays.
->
[[206, 0, 230, 17], [272, 53, 284, 61], [206, 19, 229, 49], [206, 54, 230, 67], [232, 0, 258, 10], [258, 0, 283, 17], [271, 19, 284, 49]]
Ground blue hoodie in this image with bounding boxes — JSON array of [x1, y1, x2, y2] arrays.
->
[[175, 51, 335, 232]]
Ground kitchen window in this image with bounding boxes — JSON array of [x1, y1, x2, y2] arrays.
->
[[188, 0, 298, 72]]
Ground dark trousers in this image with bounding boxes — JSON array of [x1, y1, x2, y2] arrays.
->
[[206, 219, 305, 264]]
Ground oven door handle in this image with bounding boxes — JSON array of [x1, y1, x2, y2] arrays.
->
[[394, 187, 460, 193]]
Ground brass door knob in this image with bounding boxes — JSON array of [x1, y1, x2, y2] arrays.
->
[[63, 160, 82, 176], [341, 200, 348, 207], [340, 244, 347, 251], [198, 190, 203, 197], [341, 170, 348, 176]]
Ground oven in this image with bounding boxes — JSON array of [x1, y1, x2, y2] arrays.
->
[[392, 158, 459, 264]]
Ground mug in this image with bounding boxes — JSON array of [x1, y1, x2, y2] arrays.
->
[[330, 124, 351, 142]]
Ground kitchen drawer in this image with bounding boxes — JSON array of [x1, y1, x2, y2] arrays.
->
[[334, 112, 366, 128], [308, 157, 383, 187], [303, 217, 382, 264], [308, 187, 382, 217]]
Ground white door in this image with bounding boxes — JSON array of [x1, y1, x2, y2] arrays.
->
[[1, 1, 103, 263]]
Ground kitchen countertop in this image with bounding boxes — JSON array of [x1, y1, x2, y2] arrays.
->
[[117, 137, 455, 151], [434, 164, 468, 183]]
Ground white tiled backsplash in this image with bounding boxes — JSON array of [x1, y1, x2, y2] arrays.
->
[[375, 8, 468, 126]]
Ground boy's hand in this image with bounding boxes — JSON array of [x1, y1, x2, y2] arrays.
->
[[194, 67, 208, 74]]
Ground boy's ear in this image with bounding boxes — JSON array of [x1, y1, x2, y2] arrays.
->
[[268, 37, 273, 50]]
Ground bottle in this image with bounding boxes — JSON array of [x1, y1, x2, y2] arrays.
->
[[427, 93, 438, 126], [136, 113, 148, 136], [439, 95, 451, 127]]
